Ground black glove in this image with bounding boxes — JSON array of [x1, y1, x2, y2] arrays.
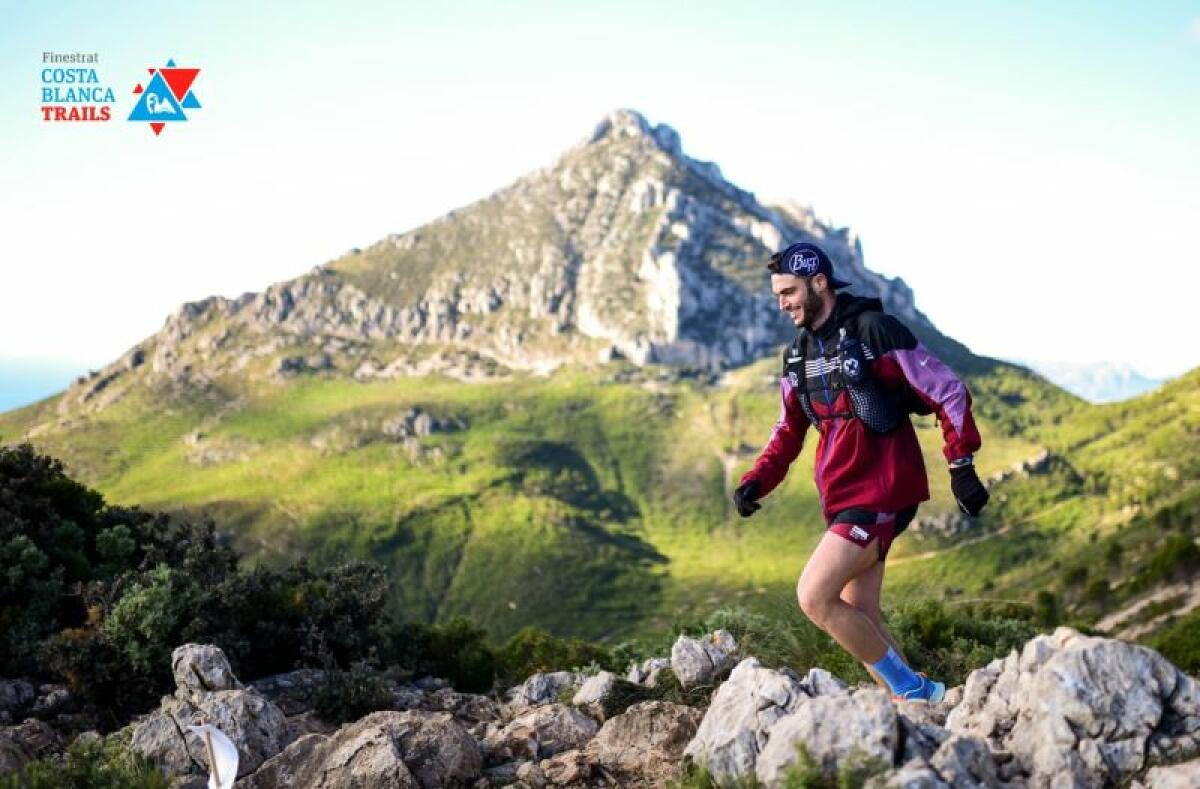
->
[[950, 462, 989, 516], [733, 480, 762, 517]]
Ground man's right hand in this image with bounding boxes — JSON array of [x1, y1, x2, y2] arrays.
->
[[733, 480, 762, 517]]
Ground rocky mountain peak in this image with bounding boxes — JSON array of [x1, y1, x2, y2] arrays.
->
[[53, 109, 964, 416]]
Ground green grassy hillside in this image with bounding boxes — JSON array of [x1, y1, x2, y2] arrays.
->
[[0, 356, 1088, 642]]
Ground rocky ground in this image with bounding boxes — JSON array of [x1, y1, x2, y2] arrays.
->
[[2, 628, 1199, 787]]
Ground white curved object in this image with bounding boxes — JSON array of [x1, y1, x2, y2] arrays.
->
[[187, 724, 239, 789]]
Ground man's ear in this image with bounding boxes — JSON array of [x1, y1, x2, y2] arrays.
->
[[811, 273, 828, 294]]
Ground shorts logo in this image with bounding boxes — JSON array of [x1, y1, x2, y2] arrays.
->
[[789, 250, 820, 276], [788, 371, 800, 388], [128, 58, 202, 136], [842, 357, 860, 377], [849, 525, 870, 542]]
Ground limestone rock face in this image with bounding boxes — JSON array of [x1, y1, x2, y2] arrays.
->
[[486, 704, 598, 763], [946, 627, 1200, 787], [571, 672, 617, 707], [130, 690, 287, 779], [682, 657, 810, 781], [671, 630, 739, 688], [243, 711, 480, 789], [584, 700, 703, 786], [129, 644, 287, 780], [755, 688, 897, 787]]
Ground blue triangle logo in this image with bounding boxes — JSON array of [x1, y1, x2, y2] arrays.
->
[[128, 72, 186, 122], [181, 90, 201, 109], [166, 58, 176, 67]]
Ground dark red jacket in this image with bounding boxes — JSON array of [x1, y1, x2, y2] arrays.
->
[[741, 295, 981, 521]]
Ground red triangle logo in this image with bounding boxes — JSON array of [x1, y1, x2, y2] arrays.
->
[[148, 68, 155, 74], [133, 83, 143, 94], [150, 122, 165, 136], [159, 68, 199, 102]]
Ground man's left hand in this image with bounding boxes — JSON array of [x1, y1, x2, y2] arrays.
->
[[950, 463, 989, 516]]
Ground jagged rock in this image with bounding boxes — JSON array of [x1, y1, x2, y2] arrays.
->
[[755, 687, 897, 786], [946, 627, 1200, 787], [515, 759, 546, 787], [172, 644, 242, 702], [538, 748, 590, 785], [625, 658, 671, 687], [243, 727, 417, 789], [670, 630, 739, 688], [131, 691, 287, 779], [251, 669, 327, 716], [0, 682, 34, 718], [583, 701, 703, 786], [487, 705, 598, 763], [800, 667, 848, 697], [244, 711, 479, 789], [927, 735, 1001, 788], [422, 688, 500, 725], [1136, 757, 1200, 788], [865, 760, 948, 788], [683, 657, 809, 781], [505, 672, 581, 713], [571, 672, 617, 707], [0, 718, 60, 770]]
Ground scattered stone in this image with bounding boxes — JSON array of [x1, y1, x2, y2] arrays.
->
[[172, 644, 242, 702], [671, 630, 739, 688], [571, 672, 617, 707], [625, 658, 671, 688], [506, 672, 581, 713], [488, 705, 598, 762]]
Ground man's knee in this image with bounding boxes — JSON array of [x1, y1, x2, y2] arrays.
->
[[796, 582, 834, 628]]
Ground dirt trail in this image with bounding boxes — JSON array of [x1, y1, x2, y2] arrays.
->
[[1096, 580, 1200, 640]]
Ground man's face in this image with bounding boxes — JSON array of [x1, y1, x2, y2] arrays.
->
[[771, 273, 824, 329]]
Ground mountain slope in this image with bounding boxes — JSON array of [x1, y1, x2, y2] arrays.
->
[[0, 109, 1090, 640]]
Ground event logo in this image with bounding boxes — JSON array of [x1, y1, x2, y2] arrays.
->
[[40, 52, 114, 122], [128, 59, 201, 136]]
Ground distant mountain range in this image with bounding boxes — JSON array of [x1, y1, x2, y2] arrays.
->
[[1020, 360, 1162, 403]]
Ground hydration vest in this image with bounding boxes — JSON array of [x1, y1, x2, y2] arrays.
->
[[783, 325, 923, 434]]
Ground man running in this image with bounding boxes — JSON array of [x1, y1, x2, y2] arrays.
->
[[733, 242, 989, 701]]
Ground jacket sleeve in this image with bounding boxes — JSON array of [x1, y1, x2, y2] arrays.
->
[[741, 374, 810, 496], [861, 313, 982, 463]]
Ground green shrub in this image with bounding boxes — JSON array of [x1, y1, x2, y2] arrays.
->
[[0, 733, 168, 789], [496, 626, 614, 684], [1033, 590, 1060, 627], [386, 617, 498, 693], [885, 599, 1039, 686], [312, 661, 394, 724], [1144, 609, 1200, 674]]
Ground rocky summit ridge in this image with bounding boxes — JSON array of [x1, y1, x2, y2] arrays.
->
[[55, 109, 954, 417]]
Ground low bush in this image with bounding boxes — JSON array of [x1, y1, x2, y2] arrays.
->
[[0, 733, 168, 789]]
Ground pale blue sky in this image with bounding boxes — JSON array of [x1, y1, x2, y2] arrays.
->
[[2, 1, 1198, 410]]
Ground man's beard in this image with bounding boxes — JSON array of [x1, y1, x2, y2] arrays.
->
[[798, 284, 824, 329]]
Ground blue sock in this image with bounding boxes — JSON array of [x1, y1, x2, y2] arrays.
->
[[870, 647, 922, 694]]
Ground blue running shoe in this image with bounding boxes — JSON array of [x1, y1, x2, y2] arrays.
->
[[893, 674, 945, 703]]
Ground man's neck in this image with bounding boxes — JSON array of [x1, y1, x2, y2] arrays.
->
[[810, 293, 838, 332]]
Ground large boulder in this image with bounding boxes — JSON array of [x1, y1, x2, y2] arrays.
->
[[755, 687, 897, 787], [131, 643, 288, 780], [670, 630, 739, 688], [584, 700, 703, 786], [172, 644, 242, 702], [946, 627, 1200, 787], [682, 657, 810, 781], [131, 690, 288, 778], [243, 711, 480, 789], [0, 681, 35, 721], [485, 704, 598, 763], [1136, 757, 1200, 788]]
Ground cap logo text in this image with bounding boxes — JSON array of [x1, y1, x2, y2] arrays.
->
[[789, 250, 820, 276]]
